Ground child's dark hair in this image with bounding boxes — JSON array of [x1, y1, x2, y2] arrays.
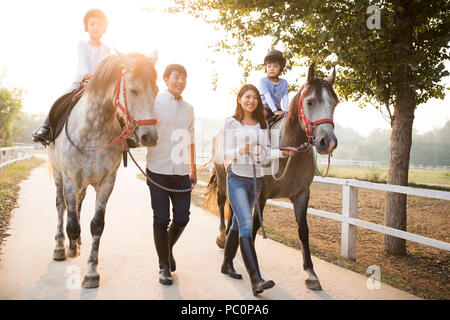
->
[[233, 84, 267, 129], [163, 64, 187, 79], [84, 9, 108, 32]]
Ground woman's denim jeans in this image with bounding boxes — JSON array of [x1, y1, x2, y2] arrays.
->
[[226, 171, 262, 237]]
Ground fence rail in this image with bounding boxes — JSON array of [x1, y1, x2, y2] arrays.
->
[[0, 146, 35, 173], [197, 176, 450, 260]]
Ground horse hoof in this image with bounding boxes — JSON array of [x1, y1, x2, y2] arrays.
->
[[66, 246, 79, 258], [216, 236, 225, 249], [305, 279, 322, 291], [82, 275, 100, 288], [53, 248, 66, 261]]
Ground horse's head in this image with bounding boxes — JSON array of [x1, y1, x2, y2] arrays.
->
[[117, 51, 159, 147], [87, 51, 159, 147], [289, 63, 338, 155]]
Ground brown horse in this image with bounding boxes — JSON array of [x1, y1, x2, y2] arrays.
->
[[205, 63, 338, 291]]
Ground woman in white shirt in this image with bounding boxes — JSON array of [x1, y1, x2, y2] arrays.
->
[[32, 9, 111, 145], [221, 84, 296, 295]]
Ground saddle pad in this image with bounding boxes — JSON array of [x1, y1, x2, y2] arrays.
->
[[49, 84, 86, 142]]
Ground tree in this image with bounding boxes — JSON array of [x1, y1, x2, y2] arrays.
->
[[170, 0, 450, 255], [0, 82, 23, 147], [13, 112, 46, 144]]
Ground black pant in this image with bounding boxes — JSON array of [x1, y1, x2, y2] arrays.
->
[[146, 169, 191, 230]]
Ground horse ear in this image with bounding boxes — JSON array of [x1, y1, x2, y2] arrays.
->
[[149, 50, 158, 65], [113, 47, 126, 60], [326, 66, 336, 86], [307, 63, 315, 84]]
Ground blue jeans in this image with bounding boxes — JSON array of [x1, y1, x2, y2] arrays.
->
[[146, 169, 191, 230], [226, 171, 262, 238]]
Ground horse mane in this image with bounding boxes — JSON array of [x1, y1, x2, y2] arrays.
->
[[85, 52, 158, 98], [285, 78, 338, 140]]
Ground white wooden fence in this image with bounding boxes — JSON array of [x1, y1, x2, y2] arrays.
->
[[197, 176, 450, 260], [0, 146, 35, 173]]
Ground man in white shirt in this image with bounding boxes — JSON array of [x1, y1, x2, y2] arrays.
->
[[146, 64, 196, 285]]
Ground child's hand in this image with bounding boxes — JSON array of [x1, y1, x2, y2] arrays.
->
[[82, 74, 91, 81], [281, 147, 297, 157], [274, 110, 286, 116]]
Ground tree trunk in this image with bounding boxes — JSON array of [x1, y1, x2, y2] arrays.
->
[[384, 83, 415, 255]]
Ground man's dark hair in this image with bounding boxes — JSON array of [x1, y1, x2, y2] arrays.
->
[[163, 64, 187, 79]]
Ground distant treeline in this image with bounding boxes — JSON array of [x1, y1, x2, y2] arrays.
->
[[332, 121, 450, 167], [14, 114, 450, 167]]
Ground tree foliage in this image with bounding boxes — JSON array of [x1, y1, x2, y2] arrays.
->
[[170, 0, 449, 113], [0, 82, 23, 147]]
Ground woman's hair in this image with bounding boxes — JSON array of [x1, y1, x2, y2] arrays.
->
[[233, 84, 267, 129], [84, 9, 108, 32], [163, 64, 187, 79]]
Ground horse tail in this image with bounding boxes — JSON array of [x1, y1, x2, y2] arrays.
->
[[48, 160, 54, 183], [203, 167, 219, 215], [202, 165, 231, 221]]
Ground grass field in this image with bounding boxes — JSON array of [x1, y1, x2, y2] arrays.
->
[[316, 165, 450, 188]]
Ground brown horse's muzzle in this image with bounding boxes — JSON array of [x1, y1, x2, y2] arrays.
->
[[315, 126, 338, 154]]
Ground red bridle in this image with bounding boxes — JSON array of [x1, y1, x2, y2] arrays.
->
[[95, 69, 158, 151], [297, 85, 335, 144]]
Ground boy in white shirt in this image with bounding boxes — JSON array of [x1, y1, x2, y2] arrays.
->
[[32, 9, 111, 145]]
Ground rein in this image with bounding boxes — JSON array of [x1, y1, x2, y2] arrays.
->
[[65, 69, 157, 153]]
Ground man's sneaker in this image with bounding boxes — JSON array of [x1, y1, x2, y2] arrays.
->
[[32, 126, 52, 146]]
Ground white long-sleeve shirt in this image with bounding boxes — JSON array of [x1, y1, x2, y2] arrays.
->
[[222, 117, 285, 178], [70, 40, 111, 90], [146, 90, 195, 176]]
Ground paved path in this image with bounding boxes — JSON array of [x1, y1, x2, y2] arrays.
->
[[0, 159, 420, 300]]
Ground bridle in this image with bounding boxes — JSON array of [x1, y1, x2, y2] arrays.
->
[[66, 68, 157, 152], [297, 84, 335, 145], [113, 69, 157, 138]]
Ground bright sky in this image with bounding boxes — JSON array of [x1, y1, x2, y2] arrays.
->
[[0, 0, 449, 136]]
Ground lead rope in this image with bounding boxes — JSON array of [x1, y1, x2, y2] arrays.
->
[[252, 162, 267, 239], [127, 148, 195, 193]]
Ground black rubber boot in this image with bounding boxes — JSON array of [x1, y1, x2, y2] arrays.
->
[[153, 227, 173, 285], [221, 229, 242, 279], [32, 122, 53, 146], [240, 236, 275, 295], [168, 223, 185, 272]]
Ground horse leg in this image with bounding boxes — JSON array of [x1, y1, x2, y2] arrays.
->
[[77, 188, 86, 245], [251, 195, 267, 243], [53, 168, 66, 261], [216, 190, 227, 249], [292, 190, 322, 291], [63, 179, 81, 258], [82, 176, 115, 288]]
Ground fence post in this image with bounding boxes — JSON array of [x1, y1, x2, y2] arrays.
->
[[5, 150, 10, 169], [14, 148, 18, 164], [342, 184, 358, 260]]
